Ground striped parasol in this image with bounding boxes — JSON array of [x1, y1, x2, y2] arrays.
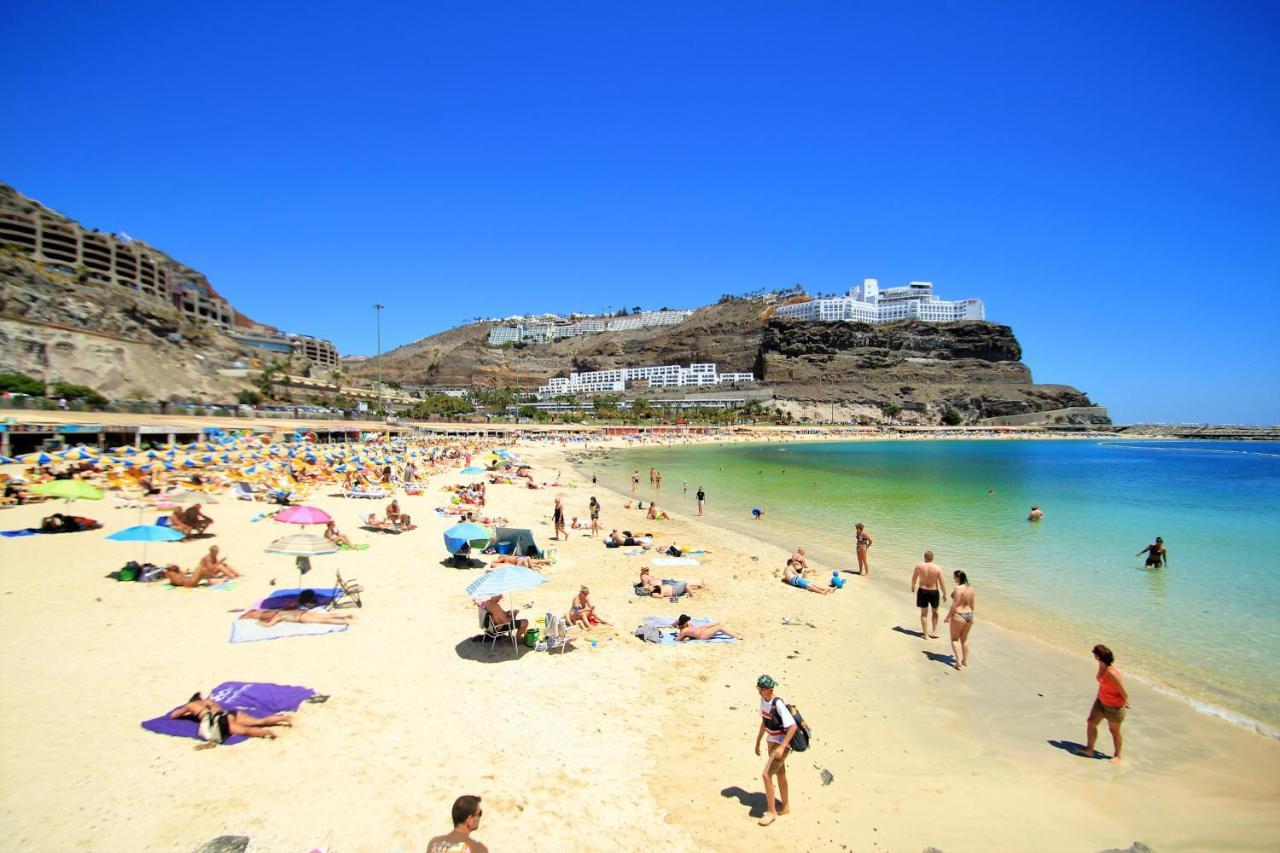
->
[[265, 534, 339, 556]]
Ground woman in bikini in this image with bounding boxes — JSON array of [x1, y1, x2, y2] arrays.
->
[[567, 586, 608, 629], [169, 692, 293, 739], [324, 520, 354, 548], [674, 614, 739, 641], [943, 570, 975, 669], [854, 523, 872, 576], [588, 497, 601, 538]]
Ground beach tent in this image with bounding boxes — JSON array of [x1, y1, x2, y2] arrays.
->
[[492, 526, 543, 559]]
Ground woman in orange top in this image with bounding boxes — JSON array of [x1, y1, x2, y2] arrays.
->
[[1078, 643, 1129, 763]]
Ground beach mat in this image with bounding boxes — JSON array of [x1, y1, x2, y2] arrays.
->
[[637, 616, 737, 644], [141, 681, 315, 744], [230, 618, 348, 644], [258, 587, 342, 610], [650, 556, 700, 567], [1, 529, 38, 537]]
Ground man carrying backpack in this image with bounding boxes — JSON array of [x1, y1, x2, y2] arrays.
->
[[754, 674, 798, 827]]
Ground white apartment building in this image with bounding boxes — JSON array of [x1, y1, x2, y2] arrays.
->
[[536, 363, 754, 399], [487, 309, 693, 346], [774, 279, 984, 324]]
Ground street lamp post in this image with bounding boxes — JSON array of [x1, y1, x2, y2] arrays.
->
[[374, 303, 384, 417]]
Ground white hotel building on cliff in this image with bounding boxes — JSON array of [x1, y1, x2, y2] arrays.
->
[[536, 363, 755, 399], [774, 279, 984, 323]]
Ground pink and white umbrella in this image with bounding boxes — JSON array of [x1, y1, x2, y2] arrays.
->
[[273, 505, 333, 526]]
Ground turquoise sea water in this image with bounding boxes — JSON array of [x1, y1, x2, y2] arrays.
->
[[595, 439, 1280, 734]]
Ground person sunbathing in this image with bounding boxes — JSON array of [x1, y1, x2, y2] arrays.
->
[[170, 503, 213, 536], [673, 614, 739, 641], [646, 504, 669, 520], [491, 553, 551, 569], [168, 692, 292, 739], [164, 563, 229, 588], [324, 521, 354, 547], [568, 585, 609, 629], [638, 567, 705, 598], [386, 499, 412, 529], [783, 562, 833, 595], [364, 513, 397, 531], [482, 594, 528, 640], [198, 545, 242, 579], [238, 608, 355, 626]]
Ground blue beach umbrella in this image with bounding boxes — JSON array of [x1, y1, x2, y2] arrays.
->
[[107, 523, 186, 563], [444, 522, 492, 555], [465, 565, 549, 598], [20, 452, 54, 465], [0, 456, 18, 464]]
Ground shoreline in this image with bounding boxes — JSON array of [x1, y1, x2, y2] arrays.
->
[[575, 437, 1280, 740]]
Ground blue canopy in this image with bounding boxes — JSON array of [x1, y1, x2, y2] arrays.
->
[[443, 522, 492, 555], [107, 525, 186, 543]]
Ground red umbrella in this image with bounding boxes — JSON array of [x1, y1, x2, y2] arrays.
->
[[273, 505, 333, 526]]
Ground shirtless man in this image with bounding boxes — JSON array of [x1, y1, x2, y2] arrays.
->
[[1028, 505, 1044, 522], [490, 553, 551, 570], [789, 548, 810, 570], [197, 545, 242, 579], [910, 550, 948, 639], [1136, 537, 1168, 568], [674, 614, 738, 641], [784, 561, 833, 595], [639, 567, 705, 598], [482, 594, 528, 640]]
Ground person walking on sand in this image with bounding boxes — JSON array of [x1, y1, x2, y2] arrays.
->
[[1077, 644, 1129, 764], [754, 674, 798, 827], [696, 485, 705, 516], [1136, 537, 1168, 568], [588, 496, 601, 537], [943, 570, 975, 668], [631, 471, 640, 493], [854, 523, 872, 575], [427, 794, 489, 853], [910, 551, 947, 639], [552, 497, 566, 540]]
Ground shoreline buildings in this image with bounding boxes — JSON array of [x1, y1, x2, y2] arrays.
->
[[774, 279, 984, 323], [537, 362, 754, 399], [488, 309, 692, 346]]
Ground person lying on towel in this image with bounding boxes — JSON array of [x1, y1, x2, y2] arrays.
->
[[169, 692, 292, 739], [638, 567, 705, 599], [673, 614, 739, 641]]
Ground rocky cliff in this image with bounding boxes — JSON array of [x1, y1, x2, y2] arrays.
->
[[357, 302, 1106, 423]]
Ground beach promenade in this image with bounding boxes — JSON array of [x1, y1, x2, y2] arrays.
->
[[0, 429, 1276, 851]]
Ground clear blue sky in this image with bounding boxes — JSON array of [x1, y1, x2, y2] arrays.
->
[[4, 2, 1278, 423]]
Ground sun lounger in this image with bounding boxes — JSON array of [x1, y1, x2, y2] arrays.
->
[[344, 488, 389, 499]]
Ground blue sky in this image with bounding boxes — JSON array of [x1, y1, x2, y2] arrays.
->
[[4, 2, 1278, 423]]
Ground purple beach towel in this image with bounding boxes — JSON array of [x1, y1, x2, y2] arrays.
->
[[140, 681, 316, 745], [258, 587, 342, 610]]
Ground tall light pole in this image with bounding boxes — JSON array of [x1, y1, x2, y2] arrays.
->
[[374, 303, 384, 417]]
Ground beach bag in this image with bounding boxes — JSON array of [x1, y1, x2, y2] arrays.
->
[[524, 627, 541, 648], [197, 710, 231, 744], [117, 561, 140, 582], [771, 697, 812, 752]]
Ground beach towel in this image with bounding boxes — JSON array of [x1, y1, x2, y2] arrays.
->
[[258, 587, 342, 610], [650, 556, 700, 567], [164, 578, 240, 591], [140, 681, 315, 744], [339, 542, 370, 551], [634, 616, 737, 644], [229, 618, 348, 644], [1, 529, 38, 537]]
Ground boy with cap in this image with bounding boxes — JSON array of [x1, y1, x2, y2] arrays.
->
[[754, 674, 798, 826]]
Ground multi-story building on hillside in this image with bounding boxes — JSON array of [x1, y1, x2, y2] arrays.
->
[[0, 183, 238, 328], [487, 309, 693, 346], [228, 328, 340, 368], [774, 279, 984, 324], [536, 362, 754, 399]]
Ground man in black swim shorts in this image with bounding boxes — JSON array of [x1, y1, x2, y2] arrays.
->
[[910, 550, 948, 640]]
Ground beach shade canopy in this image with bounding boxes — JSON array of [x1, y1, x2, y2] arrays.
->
[[444, 522, 492, 555], [265, 534, 339, 556], [493, 526, 543, 559], [273, 505, 333, 526], [465, 565, 549, 598], [107, 525, 186, 543], [0, 456, 17, 464], [31, 480, 104, 501], [20, 451, 54, 465]]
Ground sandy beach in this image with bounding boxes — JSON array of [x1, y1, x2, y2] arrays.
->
[[1, 434, 1278, 852]]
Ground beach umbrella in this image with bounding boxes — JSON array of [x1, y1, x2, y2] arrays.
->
[[265, 534, 339, 556], [465, 565, 549, 598], [274, 505, 333, 526], [444, 522, 493, 555], [0, 456, 18, 464], [20, 452, 54, 465], [31, 480, 103, 502], [106, 523, 185, 563]]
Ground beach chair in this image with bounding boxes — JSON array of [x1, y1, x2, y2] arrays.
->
[[233, 482, 262, 501], [479, 605, 519, 653], [331, 569, 363, 610], [543, 611, 577, 654]]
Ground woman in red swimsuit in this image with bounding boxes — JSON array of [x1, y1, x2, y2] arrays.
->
[[1078, 644, 1129, 763]]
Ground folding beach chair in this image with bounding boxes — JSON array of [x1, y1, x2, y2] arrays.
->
[[331, 569, 363, 610], [478, 604, 519, 653], [543, 611, 577, 654]]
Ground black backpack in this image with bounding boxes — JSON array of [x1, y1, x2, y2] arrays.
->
[[770, 697, 812, 752]]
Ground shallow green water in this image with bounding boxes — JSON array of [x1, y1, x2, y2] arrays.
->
[[594, 439, 1280, 734]]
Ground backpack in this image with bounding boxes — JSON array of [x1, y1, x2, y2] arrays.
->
[[770, 697, 812, 752]]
